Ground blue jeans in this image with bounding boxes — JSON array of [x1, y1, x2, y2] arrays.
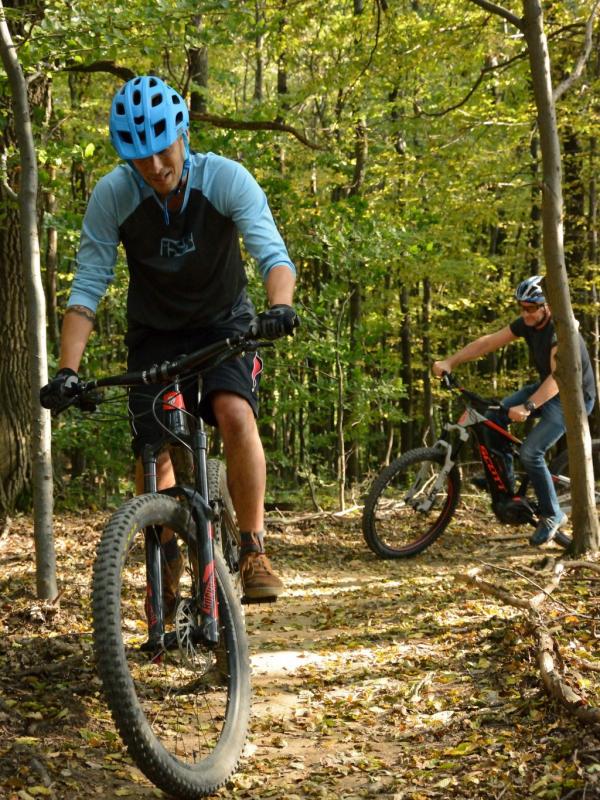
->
[[487, 383, 595, 520]]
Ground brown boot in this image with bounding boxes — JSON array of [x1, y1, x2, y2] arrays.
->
[[239, 531, 284, 600]]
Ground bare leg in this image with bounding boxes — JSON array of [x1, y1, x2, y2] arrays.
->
[[211, 391, 283, 598], [211, 391, 265, 531]]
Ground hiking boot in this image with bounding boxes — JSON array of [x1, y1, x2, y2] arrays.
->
[[239, 531, 284, 600], [163, 548, 186, 624], [529, 510, 567, 547]]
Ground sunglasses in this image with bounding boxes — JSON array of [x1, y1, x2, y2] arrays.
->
[[519, 303, 543, 314]]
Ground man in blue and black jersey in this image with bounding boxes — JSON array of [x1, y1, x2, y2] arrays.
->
[[433, 275, 596, 547], [41, 75, 299, 604]]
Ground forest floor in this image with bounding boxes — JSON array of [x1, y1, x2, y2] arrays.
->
[[1, 499, 599, 800]]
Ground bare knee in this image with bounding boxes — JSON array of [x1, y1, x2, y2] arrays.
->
[[211, 392, 256, 438]]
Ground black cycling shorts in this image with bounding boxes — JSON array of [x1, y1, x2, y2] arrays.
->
[[126, 316, 262, 458]]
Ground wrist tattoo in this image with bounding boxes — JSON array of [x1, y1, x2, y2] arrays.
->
[[66, 305, 96, 323]]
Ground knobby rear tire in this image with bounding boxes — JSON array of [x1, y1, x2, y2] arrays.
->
[[207, 459, 242, 588], [92, 493, 251, 799], [362, 447, 461, 559]]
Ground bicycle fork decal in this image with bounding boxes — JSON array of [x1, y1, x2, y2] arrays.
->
[[199, 522, 220, 645], [478, 444, 508, 492]]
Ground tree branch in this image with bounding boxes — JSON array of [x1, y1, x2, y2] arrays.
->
[[467, 0, 523, 29], [64, 60, 135, 82], [63, 61, 322, 150], [189, 111, 322, 150], [459, 560, 600, 725], [419, 49, 527, 118], [553, 0, 600, 103]]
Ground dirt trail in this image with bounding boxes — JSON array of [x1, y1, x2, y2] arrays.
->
[[1, 508, 598, 799]]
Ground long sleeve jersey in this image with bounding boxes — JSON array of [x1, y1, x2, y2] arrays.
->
[[69, 151, 296, 333]]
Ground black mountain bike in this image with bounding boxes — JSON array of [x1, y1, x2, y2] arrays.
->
[[55, 331, 276, 798], [362, 373, 600, 559]]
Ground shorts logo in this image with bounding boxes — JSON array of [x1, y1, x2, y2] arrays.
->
[[251, 354, 263, 392], [160, 232, 195, 258]]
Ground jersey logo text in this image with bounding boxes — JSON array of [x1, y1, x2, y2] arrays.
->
[[160, 233, 195, 258]]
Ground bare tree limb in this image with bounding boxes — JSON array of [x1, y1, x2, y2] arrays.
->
[[459, 565, 532, 609], [189, 111, 322, 150], [459, 560, 600, 725], [64, 60, 322, 149], [64, 60, 135, 82], [553, 0, 600, 103], [419, 49, 527, 118], [467, 0, 523, 29]]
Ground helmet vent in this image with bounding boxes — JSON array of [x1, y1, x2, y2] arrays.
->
[[118, 131, 133, 144], [134, 115, 144, 125], [175, 111, 184, 125], [115, 102, 125, 116], [132, 90, 141, 105], [151, 93, 163, 107], [154, 120, 166, 137]]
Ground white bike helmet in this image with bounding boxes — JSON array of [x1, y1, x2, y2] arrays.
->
[[515, 275, 546, 304]]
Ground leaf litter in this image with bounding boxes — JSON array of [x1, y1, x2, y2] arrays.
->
[[0, 507, 598, 799]]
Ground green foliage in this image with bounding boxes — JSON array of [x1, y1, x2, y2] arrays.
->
[[2, 0, 599, 508]]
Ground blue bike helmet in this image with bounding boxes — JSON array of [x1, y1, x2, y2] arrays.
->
[[515, 275, 546, 304], [109, 76, 189, 160]]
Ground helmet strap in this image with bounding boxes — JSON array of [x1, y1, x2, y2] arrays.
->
[[160, 132, 190, 225]]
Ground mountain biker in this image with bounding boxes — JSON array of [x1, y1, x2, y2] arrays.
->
[[40, 75, 298, 604], [432, 275, 596, 546]]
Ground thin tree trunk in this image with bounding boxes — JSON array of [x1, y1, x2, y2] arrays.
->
[[422, 278, 435, 444], [521, 0, 598, 553], [0, 1, 57, 597]]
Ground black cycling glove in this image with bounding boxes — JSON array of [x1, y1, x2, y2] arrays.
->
[[249, 304, 300, 340], [40, 368, 79, 411]]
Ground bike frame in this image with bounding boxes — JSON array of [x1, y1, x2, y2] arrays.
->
[[58, 333, 263, 655], [142, 376, 220, 654], [435, 375, 570, 524]]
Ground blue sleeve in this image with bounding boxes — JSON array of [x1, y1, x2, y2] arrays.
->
[[203, 155, 295, 279], [69, 169, 131, 311]]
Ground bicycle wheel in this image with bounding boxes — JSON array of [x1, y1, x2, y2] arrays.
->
[[92, 493, 251, 799], [362, 446, 461, 558], [207, 459, 241, 582], [549, 439, 600, 548]]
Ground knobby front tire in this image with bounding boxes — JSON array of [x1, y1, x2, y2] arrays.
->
[[549, 439, 600, 549], [92, 493, 251, 799], [362, 447, 461, 558]]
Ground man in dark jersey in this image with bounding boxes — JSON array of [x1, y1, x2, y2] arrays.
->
[[41, 75, 298, 603], [433, 275, 596, 546]]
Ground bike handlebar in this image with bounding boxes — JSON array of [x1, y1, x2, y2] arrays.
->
[[439, 371, 504, 412], [56, 332, 271, 416]]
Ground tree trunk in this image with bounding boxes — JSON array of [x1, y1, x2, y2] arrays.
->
[[400, 284, 413, 451], [254, 0, 264, 102], [189, 15, 209, 115], [421, 277, 435, 443], [521, 0, 598, 553], [0, 1, 57, 597], [44, 163, 59, 351]]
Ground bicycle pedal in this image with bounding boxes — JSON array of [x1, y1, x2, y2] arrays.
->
[[241, 594, 278, 605]]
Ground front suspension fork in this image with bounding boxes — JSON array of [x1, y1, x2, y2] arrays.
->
[[141, 438, 220, 654]]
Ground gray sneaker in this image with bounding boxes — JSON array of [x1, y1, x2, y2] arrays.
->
[[529, 511, 567, 546]]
